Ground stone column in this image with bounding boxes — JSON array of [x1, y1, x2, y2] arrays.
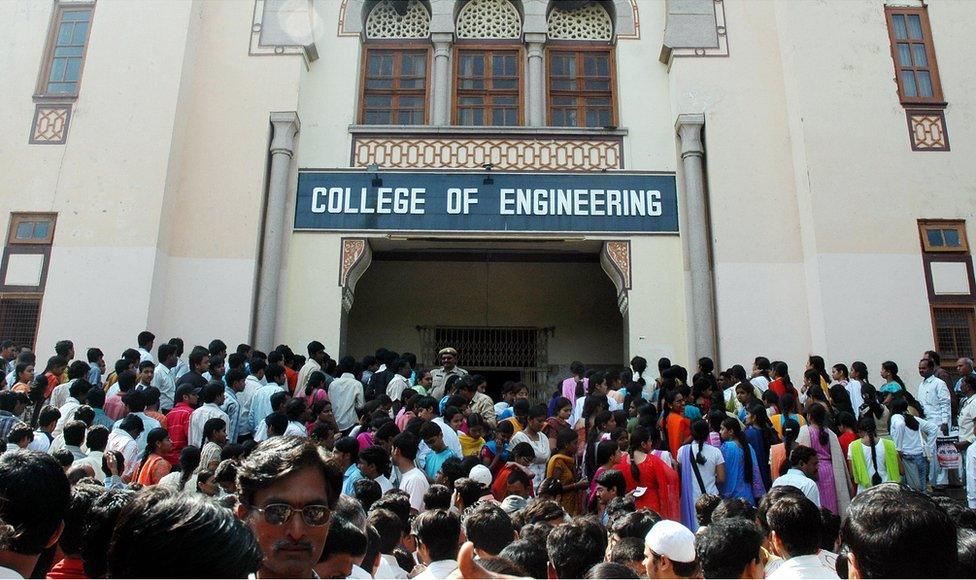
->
[[254, 112, 300, 351], [525, 32, 546, 127], [431, 32, 453, 126], [675, 114, 717, 362]]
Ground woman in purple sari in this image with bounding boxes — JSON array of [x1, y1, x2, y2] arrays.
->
[[798, 403, 852, 515]]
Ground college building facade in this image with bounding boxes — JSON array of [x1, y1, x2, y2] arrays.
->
[[1, 0, 974, 390]]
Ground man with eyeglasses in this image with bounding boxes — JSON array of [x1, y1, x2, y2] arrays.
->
[[237, 436, 344, 578]]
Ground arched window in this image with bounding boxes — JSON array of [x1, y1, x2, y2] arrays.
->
[[454, 0, 523, 126], [360, 0, 431, 125], [546, 2, 616, 127]]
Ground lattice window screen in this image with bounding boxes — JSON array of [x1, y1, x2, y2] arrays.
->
[[547, 3, 613, 40], [365, 0, 431, 39], [0, 296, 41, 350], [934, 308, 975, 360], [456, 0, 522, 39]]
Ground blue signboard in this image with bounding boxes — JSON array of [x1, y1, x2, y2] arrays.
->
[[294, 170, 678, 234]]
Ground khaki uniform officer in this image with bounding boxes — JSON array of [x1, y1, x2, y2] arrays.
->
[[430, 347, 468, 400]]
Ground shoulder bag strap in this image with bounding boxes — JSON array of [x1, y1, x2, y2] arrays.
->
[[688, 444, 707, 494]]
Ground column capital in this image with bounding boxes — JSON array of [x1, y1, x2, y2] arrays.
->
[[270, 111, 300, 157], [525, 33, 546, 59], [525, 32, 547, 45], [432, 32, 454, 46], [675, 113, 705, 157]]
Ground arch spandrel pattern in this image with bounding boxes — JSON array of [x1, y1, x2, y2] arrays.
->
[[546, 2, 613, 41], [456, 0, 522, 39], [365, 0, 431, 38]]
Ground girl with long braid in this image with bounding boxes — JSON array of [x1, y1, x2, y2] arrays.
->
[[677, 419, 725, 531], [847, 416, 901, 494], [798, 404, 852, 515], [769, 418, 801, 479], [718, 417, 765, 505], [614, 425, 677, 518], [743, 402, 777, 489]]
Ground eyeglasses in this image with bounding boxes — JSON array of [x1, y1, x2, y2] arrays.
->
[[249, 503, 331, 526]]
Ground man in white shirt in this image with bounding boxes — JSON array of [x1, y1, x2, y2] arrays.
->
[[239, 359, 267, 440], [918, 357, 951, 487], [107, 415, 144, 482], [72, 424, 110, 483], [296, 340, 328, 395], [369, 510, 410, 579], [53, 380, 89, 438], [137, 331, 156, 364], [330, 357, 365, 434], [771, 445, 821, 508], [248, 365, 287, 437], [386, 358, 411, 407], [765, 494, 838, 579], [111, 391, 161, 450], [283, 398, 309, 438], [188, 383, 230, 448], [394, 432, 429, 513], [411, 509, 461, 580], [151, 343, 179, 412]]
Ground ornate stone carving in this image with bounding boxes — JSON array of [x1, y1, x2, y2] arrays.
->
[[600, 240, 631, 315], [366, 0, 430, 39], [339, 238, 372, 312], [547, 2, 613, 41], [456, 0, 521, 39], [907, 109, 949, 151], [352, 136, 623, 170], [29, 104, 72, 145]]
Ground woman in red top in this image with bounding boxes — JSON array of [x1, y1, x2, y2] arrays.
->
[[615, 426, 678, 519], [836, 411, 858, 457]]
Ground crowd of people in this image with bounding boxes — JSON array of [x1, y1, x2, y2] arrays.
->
[[0, 333, 975, 578]]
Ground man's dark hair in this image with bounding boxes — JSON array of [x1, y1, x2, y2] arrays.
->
[[419, 420, 442, 441], [67, 360, 91, 380], [766, 494, 822, 557], [137, 331, 155, 348], [711, 497, 757, 523], [611, 509, 660, 539], [546, 517, 607, 579], [307, 341, 325, 358], [266, 363, 286, 383], [367, 508, 403, 554], [269, 391, 289, 413], [236, 437, 342, 509], [610, 537, 645, 566], [320, 516, 368, 563], [423, 484, 452, 510], [122, 390, 147, 413], [359, 446, 392, 478], [584, 562, 639, 579], [207, 339, 227, 357], [696, 517, 763, 579], [199, 381, 222, 404], [63, 420, 87, 447], [85, 425, 109, 453], [841, 483, 957, 578], [464, 502, 515, 556], [454, 477, 486, 508], [55, 340, 73, 358], [107, 490, 261, 578], [391, 431, 419, 461], [334, 436, 360, 464], [225, 368, 247, 386], [500, 538, 550, 579], [69, 378, 91, 399], [86, 347, 103, 364], [0, 451, 70, 555], [60, 483, 104, 556], [81, 488, 136, 577], [959, 529, 976, 578], [7, 423, 33, 446], [118, 414, 144, 436], [412, 509, 461, 562], [249, 358, 267, 375], [263, 412, 287, 437], [521, 499, 566, 526], [37, 406, 61, 427], [284, 398, 307, 422], [86, 387, 105, 409], [353, 478, 382, 512], [371, 494, 411, 535], [932, 496, 976, 531], [506, 466, 532, 489], [73, 405, 94, 426], [157, 343, 176, 363]]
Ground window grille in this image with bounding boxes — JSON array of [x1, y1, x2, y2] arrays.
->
[[365, 0, 430, 39], [418, 326, 553, 400], [0, 295, 41, 350], [933, 307, 975, 361], [547, 3, 612, 41], [456, 0, 521, 39]]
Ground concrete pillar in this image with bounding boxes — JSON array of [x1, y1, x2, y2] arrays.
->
[[432, 32, 453, 126], [525, 32, 546, 127], [675, 113, 717, 362], [255, 112, 300, 351]]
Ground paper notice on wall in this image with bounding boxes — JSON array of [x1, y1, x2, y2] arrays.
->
[[937, 436, 961, 469]]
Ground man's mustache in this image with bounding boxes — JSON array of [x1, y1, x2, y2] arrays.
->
[[273, 539, 313, 552]]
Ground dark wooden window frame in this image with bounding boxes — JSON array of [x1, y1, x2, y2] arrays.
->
[[35, 2, 95, 100], [929, 304, 976, 363], [0, 293, 44, 351], [452, 42, 524, 127], [884, 6, 945, 106], [918, 219, 968, 253], [545, 43, 618, 128], [7, 213, 57, 246], [358, 42, 432, 126]]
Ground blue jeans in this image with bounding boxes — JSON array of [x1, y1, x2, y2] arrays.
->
[[903, 453, 928, 491]]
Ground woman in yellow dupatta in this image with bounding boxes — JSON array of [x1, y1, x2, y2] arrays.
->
[[459, 413, 487, 457], [546, 429, 587, 516]]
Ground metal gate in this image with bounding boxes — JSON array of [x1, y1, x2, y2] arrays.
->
[[418, 326, 553, 400]]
